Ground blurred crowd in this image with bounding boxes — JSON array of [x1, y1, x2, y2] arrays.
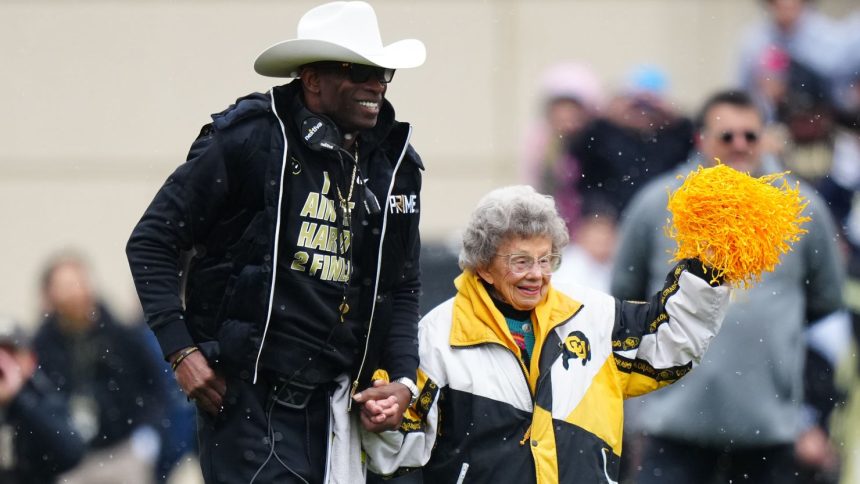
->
[[520, 1, 860, 483], [0, 253, 201, 484]]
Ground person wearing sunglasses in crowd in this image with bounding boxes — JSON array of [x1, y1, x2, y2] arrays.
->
[[126, 2, 426, 483], [358, 184, 732, 483], [611, 90, 844, 483]]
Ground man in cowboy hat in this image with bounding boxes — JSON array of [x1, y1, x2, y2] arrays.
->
[[126, 2, 426, 482]]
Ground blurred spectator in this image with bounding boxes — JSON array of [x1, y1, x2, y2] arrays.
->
[[750, 44, 793, 123], [134, 322, 199, 483], [778, 58, 838, 182], [521, 61, 604, 231], [829, 252, 860, 484], [552, 211, 617, 292], [816, 81, 860, 484], [835, 14, 860, 113], [739, 0, 845, 106], [743, 43, 852, 234], [572, 64, 694, 218], [762, 55, 857, 243], [838, 111, 860, 253], [612, 90, 844, 484], [34, 253, 166, 484], [825, 64, 860, 249], [0, 315, 84, 483], [738, 2, 860, 227]]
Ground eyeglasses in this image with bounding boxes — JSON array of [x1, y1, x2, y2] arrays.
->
[[495, 253, 562, 275], [719, 130, 759, 145]]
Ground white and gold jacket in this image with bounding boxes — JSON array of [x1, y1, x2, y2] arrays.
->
[[362, 259, 729, 484]]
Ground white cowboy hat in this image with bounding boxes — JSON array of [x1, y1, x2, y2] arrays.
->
[[254, 1, 426, 78]]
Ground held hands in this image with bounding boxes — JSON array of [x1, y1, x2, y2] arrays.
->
[[352, 379, 412, 433], [170, 347, 226, 417]]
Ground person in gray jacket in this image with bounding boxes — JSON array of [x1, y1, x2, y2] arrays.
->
[[612, 90, 844, 484]]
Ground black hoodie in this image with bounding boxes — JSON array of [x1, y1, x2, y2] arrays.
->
[[127, 80, 423, 389]]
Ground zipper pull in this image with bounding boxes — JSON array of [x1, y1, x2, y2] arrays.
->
[[519, 425, 533, 446], [338, 298, 349, 324], [346, 379, 360, 411]]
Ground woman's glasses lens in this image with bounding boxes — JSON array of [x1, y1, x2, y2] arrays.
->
[[505, 254, 561, 275]]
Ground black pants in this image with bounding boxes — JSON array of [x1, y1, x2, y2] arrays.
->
[[634, 435, 799, 484], [197, 376, 330, 484]]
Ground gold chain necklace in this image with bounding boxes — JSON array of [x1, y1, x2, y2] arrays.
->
[[335, 143, 358, 209], [335, 141, 357, 322]]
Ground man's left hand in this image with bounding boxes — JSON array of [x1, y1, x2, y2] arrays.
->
[[352, 379, 412, 433]]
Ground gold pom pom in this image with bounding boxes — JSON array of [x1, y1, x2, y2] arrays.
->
[[666, 162, 810, 288]]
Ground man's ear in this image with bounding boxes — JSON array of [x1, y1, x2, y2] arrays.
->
[[301, 67, 321, 95]]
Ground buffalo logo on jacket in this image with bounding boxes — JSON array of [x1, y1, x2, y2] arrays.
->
[[562, 330, 591, 369]]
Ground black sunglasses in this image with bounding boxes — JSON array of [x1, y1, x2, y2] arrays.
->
[[313, 62, 395, 84], [343, 62, 394, 84], [719, 130, 759, 144]]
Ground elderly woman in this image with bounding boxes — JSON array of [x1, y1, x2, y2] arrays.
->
[[359, 185, 729, 483]]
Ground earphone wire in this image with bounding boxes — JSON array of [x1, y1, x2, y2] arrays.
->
[[247, 143, 361, 484], [248, 390, 310, 484]]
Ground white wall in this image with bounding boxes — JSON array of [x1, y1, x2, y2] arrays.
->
[[1, 0, 855, 324]]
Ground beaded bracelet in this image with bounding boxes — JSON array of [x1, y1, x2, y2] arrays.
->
[[171, 346, 200, 372]]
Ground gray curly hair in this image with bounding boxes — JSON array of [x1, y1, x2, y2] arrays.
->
[[458, 185, 569, 271]]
